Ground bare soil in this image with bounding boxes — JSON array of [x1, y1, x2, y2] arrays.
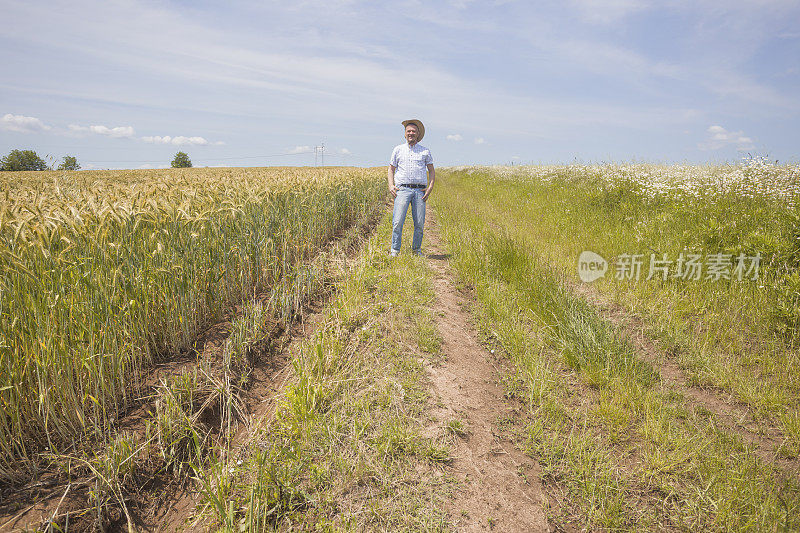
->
[[422, 217, 550, 532]]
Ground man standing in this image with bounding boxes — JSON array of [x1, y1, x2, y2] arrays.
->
[[388, 119, 435, 257]]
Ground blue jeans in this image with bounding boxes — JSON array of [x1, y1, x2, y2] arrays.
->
[[391, 186, 426, 253]]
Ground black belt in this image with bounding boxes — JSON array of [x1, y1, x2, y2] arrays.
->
[[400, 183, 426, 189]]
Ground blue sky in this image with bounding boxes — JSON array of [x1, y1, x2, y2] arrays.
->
[[1, 0, 799, 168]]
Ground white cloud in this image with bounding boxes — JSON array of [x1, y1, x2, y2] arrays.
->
[[0, 1, 626, 140], [1, 113, 52, 133], [71, 124, 222, 145], [0, 3, 711, 153], [474, 137, 486, 144], [141, 135, 210, 146], [339, 148, 351, 154], [69, 124, 136, 138], [172, 136, 208, 146], [90, 125, 136, 138], [446, 134, 463, 141], [287, 145, 312, 154], [67, 123, 136, 138], [698, 125, 755, 151]]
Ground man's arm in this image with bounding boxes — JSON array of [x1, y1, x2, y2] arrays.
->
[[388, 165, 398, 198], [423, 163, 435, 201]]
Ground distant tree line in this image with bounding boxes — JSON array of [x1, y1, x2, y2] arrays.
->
[[1, 149, 193, 171], [0, 149, 80, 171]]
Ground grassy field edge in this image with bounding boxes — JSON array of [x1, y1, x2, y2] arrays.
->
[[432, 178, 800, 531]]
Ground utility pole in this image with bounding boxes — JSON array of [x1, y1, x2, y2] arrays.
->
[[313, 143, 325, 166]]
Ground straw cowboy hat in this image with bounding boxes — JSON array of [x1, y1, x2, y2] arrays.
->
[[402, 119, 425, 141]]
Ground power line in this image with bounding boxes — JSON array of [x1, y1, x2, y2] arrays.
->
[[83, 148, 318, 164]]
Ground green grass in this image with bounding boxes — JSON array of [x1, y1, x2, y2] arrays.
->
[[196, 212, 456, 531], [432, 166, 800, 531]]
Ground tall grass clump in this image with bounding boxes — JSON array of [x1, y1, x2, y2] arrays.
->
[[0, 167, 384, 481]]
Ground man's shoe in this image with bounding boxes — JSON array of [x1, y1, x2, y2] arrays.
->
[[412, 250, 423, 257], [389, 249, 399, 257]]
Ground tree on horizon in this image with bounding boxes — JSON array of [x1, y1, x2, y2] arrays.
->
[[57, 155, 80, 171], [171, 151, 192, 168], [1, 149, 48, 171]]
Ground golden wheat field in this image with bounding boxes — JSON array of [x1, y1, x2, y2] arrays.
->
[[0, 167, 384, 482]]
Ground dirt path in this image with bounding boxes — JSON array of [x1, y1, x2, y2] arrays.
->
[[571, 282, 800, 479], [423, 216, 550, 532]]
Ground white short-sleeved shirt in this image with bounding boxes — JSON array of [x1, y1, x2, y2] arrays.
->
[[389, 143, 433, 185]]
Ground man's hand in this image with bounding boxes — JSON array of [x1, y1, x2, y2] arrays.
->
[[423, 163, 435, 202], [388, 165, 398, 198]]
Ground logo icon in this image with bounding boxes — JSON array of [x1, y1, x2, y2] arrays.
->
[[578, 251, 608, 283]]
